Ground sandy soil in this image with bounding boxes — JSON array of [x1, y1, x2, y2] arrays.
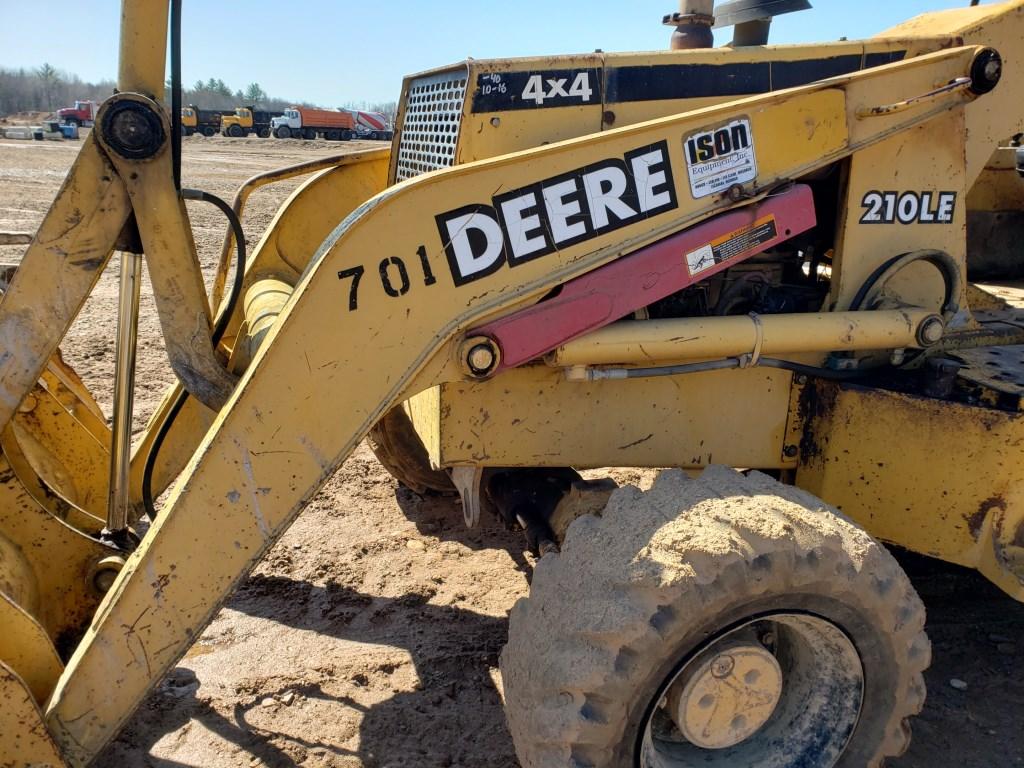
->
[[0, 133, 1021, 768]]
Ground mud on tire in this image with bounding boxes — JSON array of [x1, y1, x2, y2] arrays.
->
[[500, 466, 930, 768], [367, 406, 454, 495]]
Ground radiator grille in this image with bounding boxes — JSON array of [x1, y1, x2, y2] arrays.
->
[[395, 68, 468, 182]]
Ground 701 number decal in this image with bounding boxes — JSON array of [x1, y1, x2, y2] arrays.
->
[[338, 245, 435, 311]]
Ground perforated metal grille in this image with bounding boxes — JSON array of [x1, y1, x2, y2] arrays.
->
[[395, 68, 468, 182]]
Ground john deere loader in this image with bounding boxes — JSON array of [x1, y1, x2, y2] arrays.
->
[[1, 0, 1023, 765]]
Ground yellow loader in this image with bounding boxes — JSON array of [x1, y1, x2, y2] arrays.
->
[[1, 0, 1023, 765]]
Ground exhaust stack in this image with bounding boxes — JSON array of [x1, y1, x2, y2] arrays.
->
[[664, 0, 716, 50]]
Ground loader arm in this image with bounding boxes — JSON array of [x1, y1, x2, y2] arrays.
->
[[26, 31, 998, 763]]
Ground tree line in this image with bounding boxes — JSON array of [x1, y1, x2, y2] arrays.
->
[[0, 64, 397, 120]]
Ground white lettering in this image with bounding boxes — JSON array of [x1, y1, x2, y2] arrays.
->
[[445, 211, 505, 281], [582, 166, 636, 229], [897, 193, 919, 224], [543, 180, 587, 244], [937, 192, 956, 223], [631, 149, 672, 212], [501, 193, 548, 260]]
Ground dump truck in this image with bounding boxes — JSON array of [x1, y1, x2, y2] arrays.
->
[[56, 100, 98, 127], [2, 0, 1024, 766], [347, 108, 394, 140], [220, 105, 284, 138], [180, 104, 225, 136], [271, 105, 356, 139]]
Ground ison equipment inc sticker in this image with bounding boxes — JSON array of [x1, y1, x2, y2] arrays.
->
[[686, 214, 778, 276], [684, 118, 757, 199]]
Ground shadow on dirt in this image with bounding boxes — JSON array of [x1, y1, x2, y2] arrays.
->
[[95, 489, 1024, 768], [392, 484, 536, 579], [97, 576, 517, 767]]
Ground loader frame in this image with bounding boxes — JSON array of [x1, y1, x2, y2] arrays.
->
[[1, 1, 1024, 764]]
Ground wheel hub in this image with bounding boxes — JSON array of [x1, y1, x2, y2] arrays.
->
[[668, 642, 783, 749]]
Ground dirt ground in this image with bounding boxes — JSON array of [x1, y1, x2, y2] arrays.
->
[[1, 133, 1022, 768]]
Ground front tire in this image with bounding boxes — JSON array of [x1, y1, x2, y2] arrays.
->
[[226, 124, 243, 138], [275, 126, 291, 139], [367, 406, 454, 495], [501, 467, 930, 768]]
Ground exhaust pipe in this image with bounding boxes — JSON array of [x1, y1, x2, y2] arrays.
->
[[664, 0, 716, 50]]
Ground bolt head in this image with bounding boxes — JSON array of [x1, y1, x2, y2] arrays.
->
[[468, 344, 496, 374], [919, 316, 945, 346]]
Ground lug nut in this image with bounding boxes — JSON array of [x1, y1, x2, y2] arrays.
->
[[710, 654, 735, 678]]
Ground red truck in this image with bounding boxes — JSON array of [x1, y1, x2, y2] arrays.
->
[[271, 106, 357, 140], [57, 100, 99, 127]]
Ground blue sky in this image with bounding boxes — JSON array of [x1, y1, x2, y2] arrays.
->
[[3, 1, 980, 105]]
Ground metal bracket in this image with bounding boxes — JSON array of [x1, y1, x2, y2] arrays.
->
[[451, 466, 484, 529]]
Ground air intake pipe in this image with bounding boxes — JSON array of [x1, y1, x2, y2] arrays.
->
[[714, 0, 812, 46]]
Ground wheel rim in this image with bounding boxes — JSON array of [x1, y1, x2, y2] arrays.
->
[[638, 613, 864, 768]]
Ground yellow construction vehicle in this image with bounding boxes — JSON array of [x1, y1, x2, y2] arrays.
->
[[1, 0, 1023, 765], [220, 106, 284, 138]]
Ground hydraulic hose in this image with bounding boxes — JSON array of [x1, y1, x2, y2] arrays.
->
[[170, 0, 182, 190], [579, 357, 863, 381], [142, 189, 246, 519], [848, 249, 961, 318]]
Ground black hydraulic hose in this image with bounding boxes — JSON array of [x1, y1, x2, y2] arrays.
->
[[848, 249, 960, 317], [170, 0, 182, 190], [142, 189, 245, 519]]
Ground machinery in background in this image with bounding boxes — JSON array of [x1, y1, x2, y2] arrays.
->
[[220, 105, 284, 138], [271, 105, 357, 140], [180, 103, 227, 136], [56, 99, 98, 127]]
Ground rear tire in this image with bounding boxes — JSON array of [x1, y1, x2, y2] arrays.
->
[[326, 129, 340, 141], [501, 467, 930, 768], [367, 406, 454, 495], [257, 127, 271, 138], [303, 128, 316, 140], [201, 126, 215, 137]]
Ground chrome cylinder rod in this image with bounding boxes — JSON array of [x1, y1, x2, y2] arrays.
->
[[106, 251, 143, 533]]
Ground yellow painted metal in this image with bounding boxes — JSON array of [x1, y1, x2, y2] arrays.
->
[[0, 0, 1018, 762], [0, 135, 128, 433], [10, 385, 109, 521], [0, 595, 64, 703], [548, 309, 937, 367], [42, 46, 994, 760], [95, 94, 236, 413], [417, 365, 796, 470], [831, 109, 968, 312], [0, 452, 111, 643], [392, 39, 953, 183], [127, 149, 390, 511], [0, 662, 65, 768], [798, 382, 1024, 601], [117, 0, 168, 99], [216, 148, 389, 316], [878, 2, 1024, 188]]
